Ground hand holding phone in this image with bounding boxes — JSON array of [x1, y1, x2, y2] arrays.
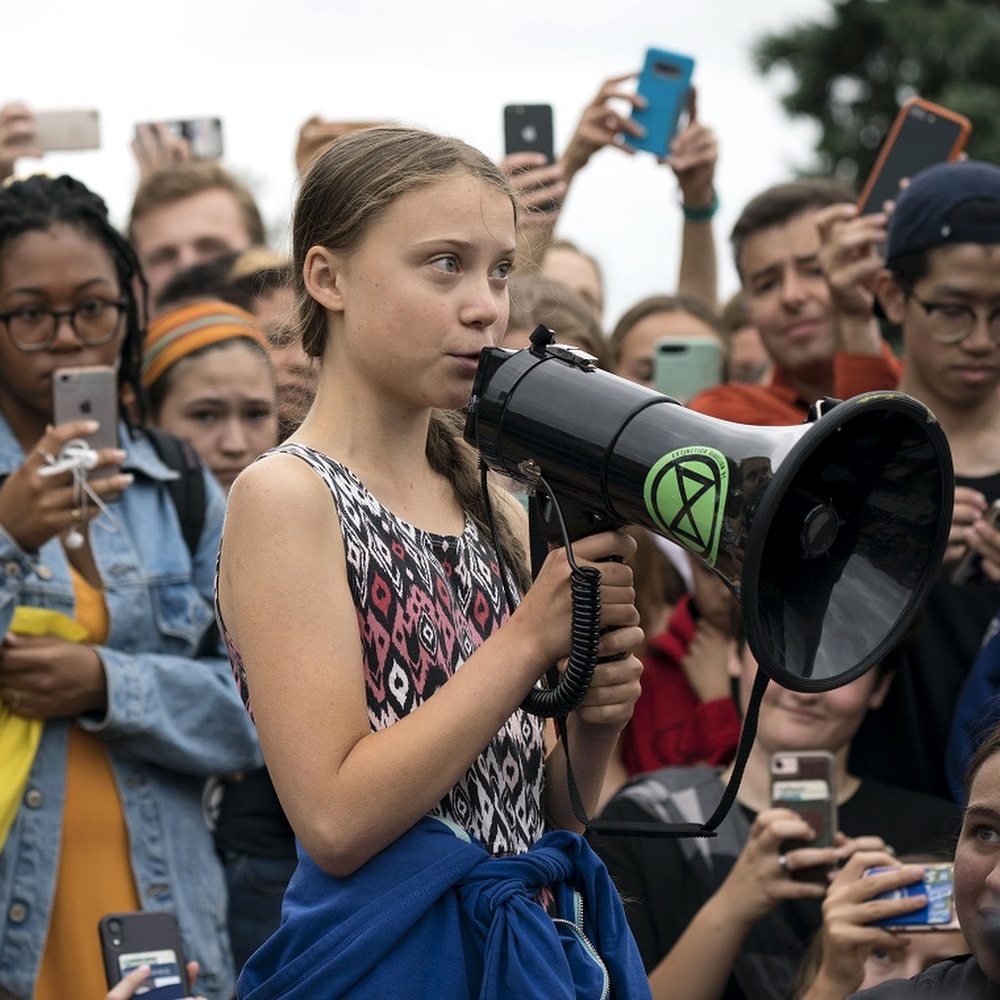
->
[[295, 116, 388, 174], [132, 118, 223, 178], [951, 498, 1000, 586], [0, 103, 44, 164], [770, 750, 837, 884], [865, 862, 958, 930], [99, 911, 191, 998], [625, 48, 695, 158], [53, 366, 120, 480], [502, 104, 562, 216]]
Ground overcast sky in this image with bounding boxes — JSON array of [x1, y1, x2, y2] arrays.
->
[[6, 0, 830, 322]]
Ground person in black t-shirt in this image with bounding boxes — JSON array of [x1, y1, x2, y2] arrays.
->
[[590, 640, 961, 1000]]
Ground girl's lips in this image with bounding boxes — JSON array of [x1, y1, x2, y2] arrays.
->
[[450, 354, 482, 373]]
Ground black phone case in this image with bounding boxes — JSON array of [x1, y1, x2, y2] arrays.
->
[[857, 99, 970, 215], [98, 911, 190, 997], [503, 104, 555, 163]]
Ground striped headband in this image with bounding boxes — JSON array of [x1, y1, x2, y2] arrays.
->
[[143, 299, 270, 388]]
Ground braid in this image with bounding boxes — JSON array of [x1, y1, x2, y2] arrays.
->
[[0, 174, 150, 430], [426, 410, 532, 596]]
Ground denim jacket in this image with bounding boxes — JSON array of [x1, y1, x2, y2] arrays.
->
[[0, 420, 262, 1000]]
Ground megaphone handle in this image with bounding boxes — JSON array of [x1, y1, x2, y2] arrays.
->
[[520, 562, 602, 717]]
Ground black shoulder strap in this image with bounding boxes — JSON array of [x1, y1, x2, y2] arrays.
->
[[144, 427, 206, 558]]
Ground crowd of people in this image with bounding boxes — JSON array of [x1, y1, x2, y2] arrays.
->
[[0, 66, 1000, 999]]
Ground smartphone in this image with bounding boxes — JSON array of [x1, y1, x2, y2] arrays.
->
[[98, 911, 190, 998], [53, 366, 119, 476], [626, 48, 695, 157], [653, 337, 722, 402], [503, 104, 555, 164], [950, 498, 1000, 586], [865, 862, 958, 930], [135, 117, 224, 160], [770, 750, 837, 884], [856, 97, 971, 216], [33, 109, 101, 151]]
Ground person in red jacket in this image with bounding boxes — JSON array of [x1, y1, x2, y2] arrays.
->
[[621, 559, 742, 775], [690, 178, 901, 425]]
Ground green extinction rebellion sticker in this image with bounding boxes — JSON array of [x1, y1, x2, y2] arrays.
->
[[643, 447, 729, 565]]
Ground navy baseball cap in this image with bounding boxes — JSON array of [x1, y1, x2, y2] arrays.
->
[[886, 160, 1000, 263]]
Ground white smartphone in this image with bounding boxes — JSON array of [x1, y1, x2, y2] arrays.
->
[[33, 109, 101, 151], [53, 366, 120, 476]]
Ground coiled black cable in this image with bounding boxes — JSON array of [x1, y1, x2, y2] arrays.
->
[[479, 462, 603, 718]]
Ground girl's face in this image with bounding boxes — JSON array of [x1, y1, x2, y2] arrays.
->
[[310, 171, 516, 412], [154, 342, 276, 492], [859, 929, 968, 988], [955, 752, 1000, 982], [739, 644, 890, 756], [0, 224, 124, 436]]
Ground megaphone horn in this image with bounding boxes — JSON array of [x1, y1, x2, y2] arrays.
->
[[464, 332, 953, 697]]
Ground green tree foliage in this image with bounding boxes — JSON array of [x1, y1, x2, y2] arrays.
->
[[754, 0, 1000, 188]]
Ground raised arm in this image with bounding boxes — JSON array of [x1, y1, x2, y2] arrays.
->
[[0, 102, 42, 181], [670, 91, 720, 310]]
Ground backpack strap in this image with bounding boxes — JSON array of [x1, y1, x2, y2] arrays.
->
[[143, 427, 206, 558]]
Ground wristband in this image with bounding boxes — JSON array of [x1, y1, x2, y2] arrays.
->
[[681, 190, 719, 222]]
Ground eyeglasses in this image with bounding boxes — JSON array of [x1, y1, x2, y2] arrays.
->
[[909, 294, 1000, 347], [0, 299, 128, 353]]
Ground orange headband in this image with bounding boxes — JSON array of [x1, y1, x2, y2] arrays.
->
[[142, 299, 270, 389]]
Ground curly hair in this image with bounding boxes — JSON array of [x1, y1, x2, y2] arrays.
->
[[0, 173, 149, 428]]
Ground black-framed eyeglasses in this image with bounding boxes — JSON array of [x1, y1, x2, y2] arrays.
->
[[908, 294, 1000, 347], [0, 299, 128, 353]]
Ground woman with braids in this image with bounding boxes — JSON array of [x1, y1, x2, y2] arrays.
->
[[216, 127, 649, 998], [0, 174, 261, 1000]]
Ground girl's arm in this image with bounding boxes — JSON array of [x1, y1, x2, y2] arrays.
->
[[219, 454, 639, 876]]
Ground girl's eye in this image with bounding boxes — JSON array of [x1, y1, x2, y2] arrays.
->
[[248, 407, 273, 423], [14, 306, 46, 325], [188, 410, 219, 425], [869, 948, 894, 967], [491, 260, 513, 280], [431, 256, 460, 274], [974, 824, 1000, 843], [76, 299, 106, 318]]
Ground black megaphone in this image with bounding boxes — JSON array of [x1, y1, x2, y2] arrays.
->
[[464, 335, 953, 704]]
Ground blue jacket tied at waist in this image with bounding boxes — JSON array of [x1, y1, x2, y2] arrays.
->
[[238, 815, 651, 1000]]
